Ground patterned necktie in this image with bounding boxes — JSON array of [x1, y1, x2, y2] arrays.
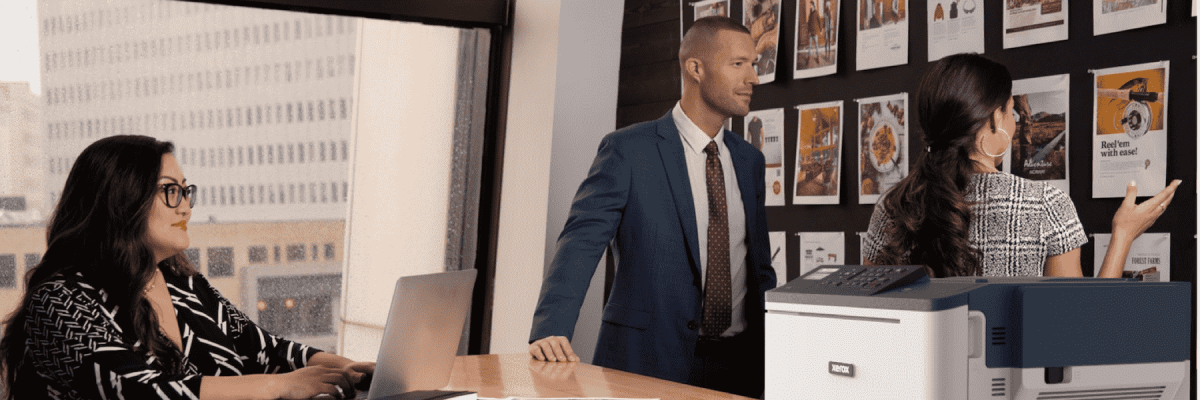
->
[[702, 141, 731, 336]]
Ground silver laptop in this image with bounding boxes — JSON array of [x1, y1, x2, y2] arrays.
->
[[354, 269, 477, 399]]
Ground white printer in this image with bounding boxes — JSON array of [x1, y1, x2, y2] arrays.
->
[[764, 265, 1191, 399]]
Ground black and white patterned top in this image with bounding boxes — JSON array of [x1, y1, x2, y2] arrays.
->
[[863, 173, 1088, 276], [15, 268, 321, 399]]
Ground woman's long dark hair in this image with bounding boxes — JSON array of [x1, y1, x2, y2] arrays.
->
[[0, 135, 197, 398], [874, 54, 1012, 277]]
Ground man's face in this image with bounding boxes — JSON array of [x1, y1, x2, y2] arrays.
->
[[699, 30, 759, 118]]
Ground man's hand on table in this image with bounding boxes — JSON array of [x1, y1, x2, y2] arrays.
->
[[529, 335, 579, 362]]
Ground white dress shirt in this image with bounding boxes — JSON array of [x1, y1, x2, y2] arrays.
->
[[671, 102, 748, 338]]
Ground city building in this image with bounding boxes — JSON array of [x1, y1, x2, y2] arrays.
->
[[28, 0, 361, 352], [0, 82, 45, 219]]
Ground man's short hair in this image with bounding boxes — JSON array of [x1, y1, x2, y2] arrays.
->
[[679, 16, 751, 63]]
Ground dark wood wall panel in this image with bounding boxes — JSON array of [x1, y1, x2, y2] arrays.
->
[[618, 0, 684, 128]]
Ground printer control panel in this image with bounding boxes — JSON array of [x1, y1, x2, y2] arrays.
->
[[801, 265, 928, 295]]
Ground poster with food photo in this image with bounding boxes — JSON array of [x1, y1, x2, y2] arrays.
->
[[795, 0, 840, 79], [744, 0, 781, 83], [745, 108, 786, 206], [858, 93, 908, 204], [1003, 0, 1068, 49], [793, 101, 843, 205], [1094, 0, 1166, 36], [1092, 61, 1168, 198], [1004, 74, 1070, 194], [857, 0, 909, 70]]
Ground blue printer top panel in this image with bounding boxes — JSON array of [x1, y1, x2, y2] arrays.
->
[[767, 268, 1191, 368]]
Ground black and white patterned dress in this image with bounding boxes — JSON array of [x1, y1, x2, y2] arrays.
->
[[15, 269, 321, 399], [863, 173, 1087, 276]]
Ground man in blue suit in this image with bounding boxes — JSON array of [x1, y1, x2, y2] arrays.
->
[[528, 16, 776, 398]]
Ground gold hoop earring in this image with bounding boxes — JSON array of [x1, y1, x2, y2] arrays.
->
[[982, 128, 1011, 158]]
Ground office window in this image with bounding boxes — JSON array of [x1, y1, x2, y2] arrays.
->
[[0, 255, 16, 288], [286, 244, 305, 262], [249, 246, 268, 264], [298, 144, 305, 163], [324, 243, 335, 260], [311, 244, 318, 261], [184, 248, 201, 268], [207, 247, 234, 277]]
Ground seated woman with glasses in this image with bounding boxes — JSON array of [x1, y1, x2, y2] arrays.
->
[[862, 54, 1181, 278], [0, 135, 373, 399]]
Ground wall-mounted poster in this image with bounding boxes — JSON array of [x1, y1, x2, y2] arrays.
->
[[857, 231, 868, 264], [745, 108, 786, 206], [927, 0, 983, 61], [1092, 61, 1169, 198], [794, 101, 843, 205], [799, 232, 845, 276], [1094, 0, 1166, 36], [795, 0, 840, 79], [769, 231, 787, 286], [1003, 0, 1068, 49], [1093, 233, 1170, 281], [695, 0, 731, 18], [858, 93, 908, 204], [745, 0, 781, 84], [1005, 74, 1070, 194], [856, 0, 909, 71]]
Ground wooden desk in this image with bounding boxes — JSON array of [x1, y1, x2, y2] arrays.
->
[[443, 354, 755, 399]]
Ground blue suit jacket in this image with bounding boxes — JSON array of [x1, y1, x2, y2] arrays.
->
[[530, 112, 777, 383]]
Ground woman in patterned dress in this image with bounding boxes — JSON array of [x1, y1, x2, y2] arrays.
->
[[0, 135, 375, 399], [862, 54, 1181, 278]]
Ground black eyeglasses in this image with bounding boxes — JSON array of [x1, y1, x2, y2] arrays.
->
[[161, 183, 197, 208]]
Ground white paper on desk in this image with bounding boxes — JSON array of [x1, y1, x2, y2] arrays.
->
[[484, 398, 659, 400], [927, 0, 983, 61], [1092, 233, 1170, 281]]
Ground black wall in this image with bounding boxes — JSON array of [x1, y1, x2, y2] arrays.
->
[[623, 0, 1196, 388]]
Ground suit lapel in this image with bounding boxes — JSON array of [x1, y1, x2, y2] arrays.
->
[[655, 113, 702, 274]]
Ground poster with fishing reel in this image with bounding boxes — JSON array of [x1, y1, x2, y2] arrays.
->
[[744, 0, 781, 83], [744, 108, 786, 206], [793, 101, 843, 205], [857, 93, 908, 204], [1003, 74, 1070, 194], [1092, 61, 1169, 198]]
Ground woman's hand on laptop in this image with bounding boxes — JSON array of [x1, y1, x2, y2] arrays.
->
[[529, 335, 579, 362], [270, 365, 355, 399], [342, 361, 376, 390]]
